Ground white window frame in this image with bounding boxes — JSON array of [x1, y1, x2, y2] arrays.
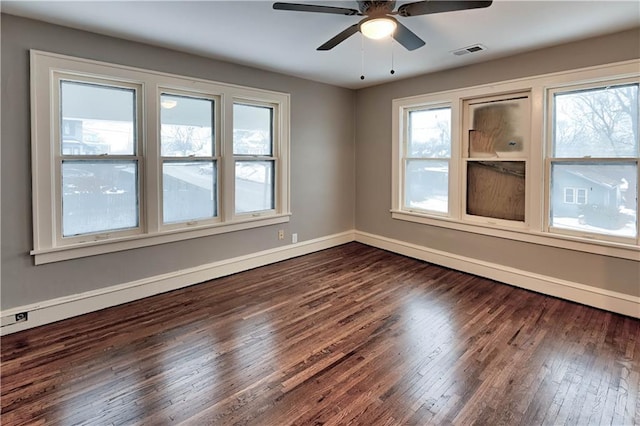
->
[[564, 187, 576, 204], [461, 91, 531, 229], [232, 99, 279, 219], [391, 59, 640, 261], [158, 89, 221, 231], [30, 50, 290, 264], [545, 78, 639, 244], [563, 188, 588, 205], [54, 75, 144, 244], [576, 188, 588, 205], [401, 103, 453, 216]]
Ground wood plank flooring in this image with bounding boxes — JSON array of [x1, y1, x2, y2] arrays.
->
[[2, 242, 639, 425]]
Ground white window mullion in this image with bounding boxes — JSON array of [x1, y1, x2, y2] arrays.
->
[[144, 83, 160, 234], [222, 93, 235, 222], [528, 85, 545, 232], [449, 100, 462, 220]]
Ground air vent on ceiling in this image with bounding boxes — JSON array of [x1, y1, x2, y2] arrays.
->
[[451, 44, 487, 56]]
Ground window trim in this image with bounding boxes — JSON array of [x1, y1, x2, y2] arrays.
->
[[30, 50, 290, 265], [232, 100, 279, 218], [55, 74, 144, 244], [157, 89, 221, 231], [544, 78, 638, 244], [391, 59, 640, 261], [460, 91, 531, 227], [564, 187, 576, 204], [402, 103, 453, 216]]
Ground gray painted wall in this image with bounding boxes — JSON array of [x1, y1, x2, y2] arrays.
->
[[1, 14, 356, 309], [2, 14, 638, 313], [355, 28, 640, 298]]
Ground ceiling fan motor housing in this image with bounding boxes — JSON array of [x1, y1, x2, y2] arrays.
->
[[357, 1, 397, 16]]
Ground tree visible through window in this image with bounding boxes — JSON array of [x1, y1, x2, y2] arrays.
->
[[160, 93, 217, 224], [550, 83, 638, 238]]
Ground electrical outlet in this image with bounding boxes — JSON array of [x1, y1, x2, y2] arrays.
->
[[278, 229, 284, 240], [292, 233, 298, 243]]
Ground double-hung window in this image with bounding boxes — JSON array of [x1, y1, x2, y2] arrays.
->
[[58, 78, 142, 241], [392, 60, 639, 259], [548, 81, 638, 241], [233, 102, 276, 215], [30, 51, 290, 264], [403, 106, 452, 215], [160, 92, 218, 226]]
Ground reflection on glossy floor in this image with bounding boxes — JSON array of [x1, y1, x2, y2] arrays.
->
[[2, 243, 639, 425]]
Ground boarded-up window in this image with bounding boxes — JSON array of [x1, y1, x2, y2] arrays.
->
[[464, 93, 530, 222]]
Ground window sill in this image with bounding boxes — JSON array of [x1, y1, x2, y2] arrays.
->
[[391, 210, 639, 261], [31, 213, 291, 265]]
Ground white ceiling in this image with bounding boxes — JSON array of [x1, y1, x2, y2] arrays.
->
[[2, 1, 639, 89]]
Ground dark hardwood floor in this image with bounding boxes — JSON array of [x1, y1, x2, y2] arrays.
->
[[2, 242, 639, 425]]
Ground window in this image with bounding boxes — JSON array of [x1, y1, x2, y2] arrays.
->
[[564, 188, 575, 204], [391, 60, 639, 259], [233, 103, 275, 214], [160, 93, 218, 226], [30, 51, 290, 264], [59, 79, 140, 240], [576, 188, 588, 205], [463, 93, 530, 223], [548, 82, 638, 240], [403, 106, 451, 214], [563, 188, 588, 205]]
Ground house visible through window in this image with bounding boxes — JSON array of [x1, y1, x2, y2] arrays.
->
[[549, 82, 638, 239], [391, 60, 639, 255]]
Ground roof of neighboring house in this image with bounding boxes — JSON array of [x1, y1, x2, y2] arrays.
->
[[561, 168, 621, 189]]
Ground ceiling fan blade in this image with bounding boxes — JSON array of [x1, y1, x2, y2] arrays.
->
[[398, 1, 492, 17], [317, 24, 360, 50], [273, 2, 359, 16], [392, 21, 425, 51]]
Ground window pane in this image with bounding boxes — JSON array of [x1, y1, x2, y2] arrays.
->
[[576, 189, 587, 205], [553, 84, 639, 158], [408, 107, 451, 158], [551, 163, 637, 238], [467, 161, 525, 221], [469, 96, 529, 158], [62, 161, 138, 236], [61, 81, 135, 155], [564, 188, 575, 204], [233, 104, 272, 155], [163, 162, 216, 224], [235, 161, 274, 213], [405, 160, 449, 213], [161, 94, 214, 157]]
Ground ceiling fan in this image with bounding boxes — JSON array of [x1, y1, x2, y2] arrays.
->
[[273, 1, 493, 51]]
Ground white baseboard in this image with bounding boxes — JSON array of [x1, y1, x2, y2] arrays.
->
[[3, 229, 637, 335], [355, 231, 640, 319], [0, 231, 356, 335]]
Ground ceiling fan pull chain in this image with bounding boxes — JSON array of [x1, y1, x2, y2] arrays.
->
[[390, 36, 395, 75], [360, 34, 365, 80]]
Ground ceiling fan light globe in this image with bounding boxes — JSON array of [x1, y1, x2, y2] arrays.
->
[[360, 17, 396, 40], [161, 99, 177, 109]]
